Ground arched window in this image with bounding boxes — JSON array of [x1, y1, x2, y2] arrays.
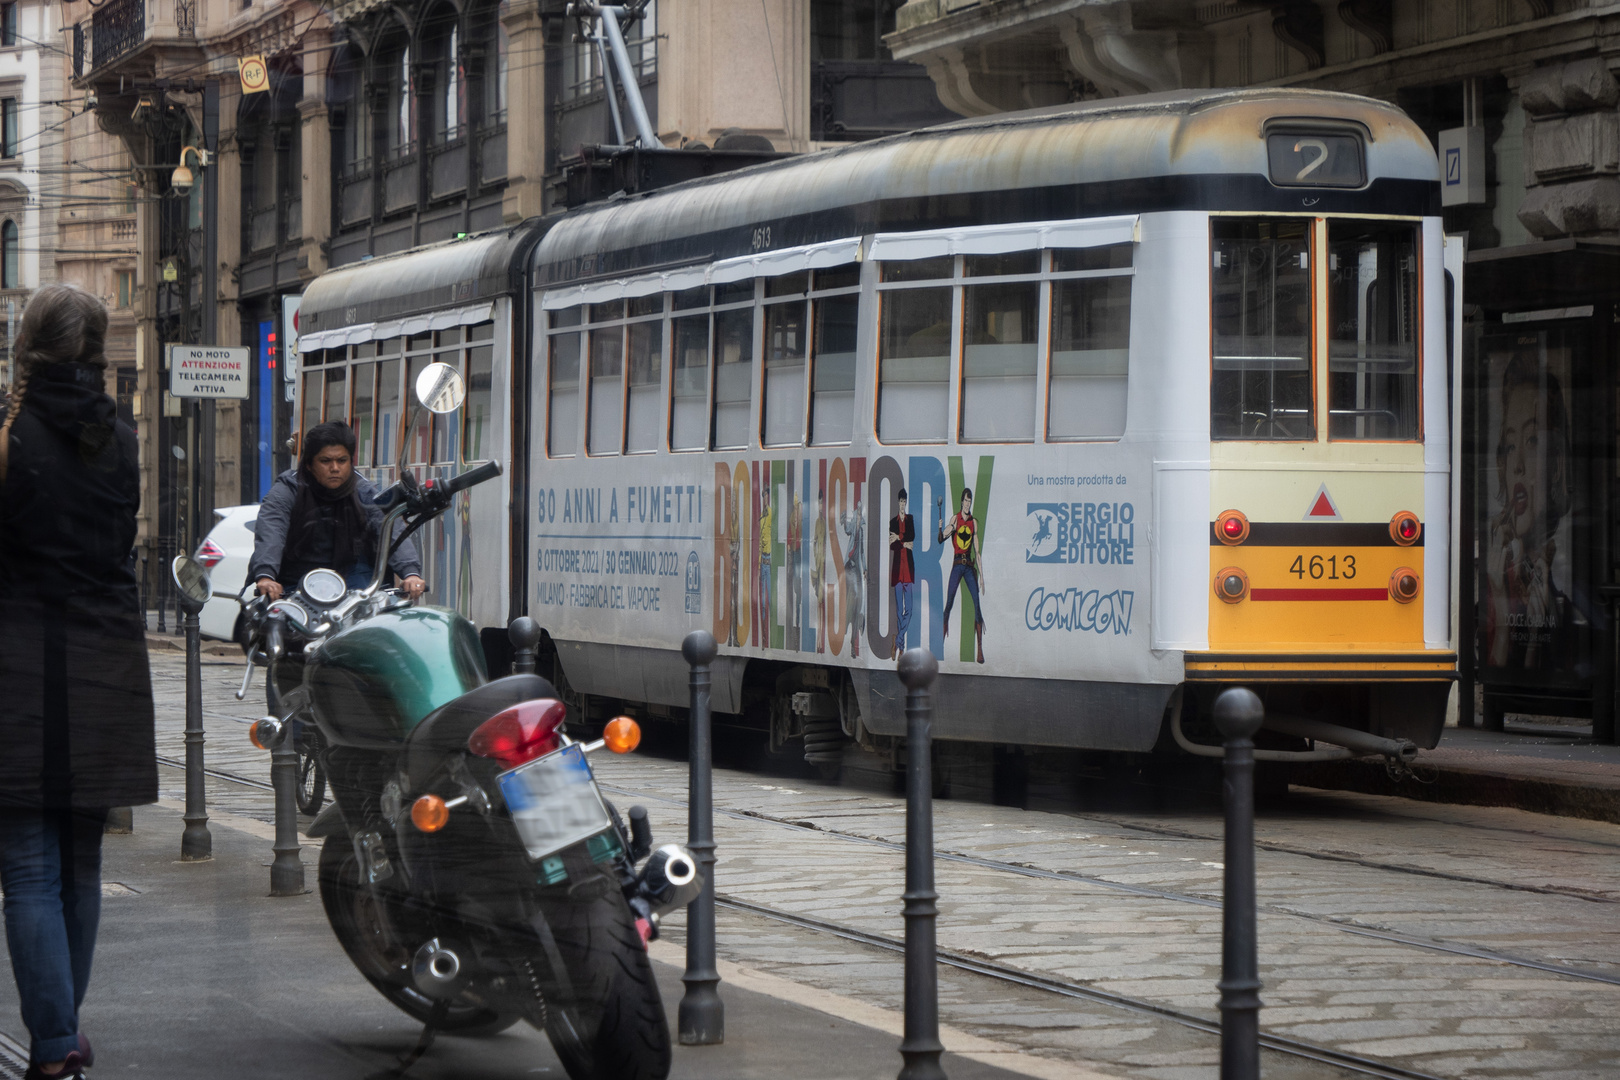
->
[[423, 5, 464, 145], [470, 0, 508, 129], [2, 219, 18, 288], [374, 31, 413, 159], [330, 44, 370, 175]]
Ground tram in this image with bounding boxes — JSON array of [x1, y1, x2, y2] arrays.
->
[[296, 88, 1461, 766]]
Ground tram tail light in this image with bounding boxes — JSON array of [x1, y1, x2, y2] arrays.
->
[[1215, 566, 1249, 604], [1390, 568, 1421, 603], [468, 698, 568, 769], [1216, 510, 1250, 546], [1390, 512, 1421, 546]]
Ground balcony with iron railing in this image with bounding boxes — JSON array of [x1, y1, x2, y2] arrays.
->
[[73, 0, 197, 82]]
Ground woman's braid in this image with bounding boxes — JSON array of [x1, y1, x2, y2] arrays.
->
[[0, 362, 30, 485]]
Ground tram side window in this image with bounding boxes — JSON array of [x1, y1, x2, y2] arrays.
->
[[352, 361, 377, 466], [712, 301, 755, 451], [960, 254, 1038, 442], [878, 268, 951, 443], [1327, 220, 1419, 440], [1049, 268, 1131, 441], [626, 315, 662, 454], [671, 312, 709, 451], [1211, 218, 1314, 440], [376, 354, 401, 466], [464, 328, 494, 461], [548, 308, 582, 458], [810, 293, 858, 446], [763, 283, 808, 447], [301, 367, 322, 436], [405, 353, 433, 464], [431, 328, 461, 464], [588, 324, 624, 455]]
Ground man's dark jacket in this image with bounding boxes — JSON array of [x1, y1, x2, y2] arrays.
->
[[248, 468, 423, 588], [0, 362, 158, 809]]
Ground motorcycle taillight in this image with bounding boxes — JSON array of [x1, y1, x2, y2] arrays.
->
[[197, 539, 227, 569], [468, 699, 567, 770]]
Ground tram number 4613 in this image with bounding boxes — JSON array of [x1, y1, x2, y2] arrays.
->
[[1290, 554, 1356, 580]]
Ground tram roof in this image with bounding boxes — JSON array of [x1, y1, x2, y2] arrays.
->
[[300, 222, 546, 341], [533, 88, 1440, 288]]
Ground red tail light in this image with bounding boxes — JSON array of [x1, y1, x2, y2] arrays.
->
[[468, 698, 567, 769], [197, 538, 227, 568]]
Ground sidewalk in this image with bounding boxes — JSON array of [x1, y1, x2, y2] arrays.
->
[[1296, 723, 1620, 824], [0, 801, 1039, 1080]]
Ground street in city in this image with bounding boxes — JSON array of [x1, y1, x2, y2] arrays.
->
[[2, 647, 1612, 1080]]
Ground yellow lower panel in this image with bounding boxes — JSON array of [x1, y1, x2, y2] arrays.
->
[[1209, 546, 1424, 648]]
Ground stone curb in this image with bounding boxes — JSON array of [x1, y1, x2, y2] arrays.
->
[[1295, 758, 1620, 824]]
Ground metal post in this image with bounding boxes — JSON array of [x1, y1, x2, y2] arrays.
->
[[265, 616, 305, 896], [897, 647, 945, 1080], [180, 604, 211, 860], [509, 616, 540, 676], [155, 539, 168, 633], [678, 629, 723, 1045], [1214, 687, 1264, 1080]]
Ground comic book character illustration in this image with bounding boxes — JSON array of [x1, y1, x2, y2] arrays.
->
[[1484, 350, 1574, 671], [888, 487, 916, 656], [938, 486, 986, 664], [788, 492, 804, 638], [812, 487, 827, 653], [759, 494, 773, 643], [841, 505, 865, 658]]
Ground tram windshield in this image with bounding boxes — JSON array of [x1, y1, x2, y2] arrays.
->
[[1210, 217, 1314, 440]]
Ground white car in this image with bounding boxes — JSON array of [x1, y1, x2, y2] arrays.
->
[[196, 504, 258, 642]]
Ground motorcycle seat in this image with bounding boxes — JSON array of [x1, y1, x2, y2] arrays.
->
[[405, 673, 557, 791]]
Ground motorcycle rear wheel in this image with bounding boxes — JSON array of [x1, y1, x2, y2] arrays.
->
[[296, 729, 327, 816], [317, 835, 520, 1037], [533, 871, 671, 1080]]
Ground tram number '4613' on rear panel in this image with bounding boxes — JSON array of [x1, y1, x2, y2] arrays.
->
[[1289, 554, 1357, 580]]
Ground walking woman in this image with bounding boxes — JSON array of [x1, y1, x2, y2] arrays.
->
[[0, 285, 158, 1079]]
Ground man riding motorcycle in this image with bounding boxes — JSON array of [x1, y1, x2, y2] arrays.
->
[[249, 421, 426, 602]]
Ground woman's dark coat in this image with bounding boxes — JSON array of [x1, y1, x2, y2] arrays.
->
[[0, 363, 158, 810], [248, 468, 423, 589]]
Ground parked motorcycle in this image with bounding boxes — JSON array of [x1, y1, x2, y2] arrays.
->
[[175, 362, 696, 1080]]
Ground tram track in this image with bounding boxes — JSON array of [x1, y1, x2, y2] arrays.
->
[[710, 894, 1449, 1080], [601, 781, 1620, 987], [155, 754, 275, 791]]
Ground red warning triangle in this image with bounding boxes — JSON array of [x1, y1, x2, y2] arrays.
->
[[1304, 484, 1341, 521]]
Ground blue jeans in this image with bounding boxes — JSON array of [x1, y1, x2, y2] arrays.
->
[[0, 808, 106, 1064], [893, 582, 914, 650], [944, 563, 984, 630], [345, 562, 374, 591]]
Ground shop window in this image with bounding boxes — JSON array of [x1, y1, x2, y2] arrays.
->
[[1327, 220, 1419, 440], [670, 314, 708, 451], [1211, 218, 1313, 440], [877, 277, 951, 443]]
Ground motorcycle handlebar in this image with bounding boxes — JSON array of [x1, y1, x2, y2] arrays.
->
[[444, 459, 502, 495]]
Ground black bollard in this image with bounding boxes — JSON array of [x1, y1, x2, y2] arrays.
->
[[265, 614, 305, 896], [180, 597, 212, 860], [509, 616, 540, 676], [678, 629, 723, 1045], [897, 648, 945, 1080], [1213, 687, 1265, 1080]]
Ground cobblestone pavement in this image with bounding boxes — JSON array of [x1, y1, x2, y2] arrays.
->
[[149, 651, 1620, 1080]]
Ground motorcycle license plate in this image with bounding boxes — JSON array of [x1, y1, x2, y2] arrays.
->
[[497, 744, 614, 862]]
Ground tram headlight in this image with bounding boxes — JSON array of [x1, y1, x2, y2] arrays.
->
[[1389, 567, 1421, 603], [1215, 509, 1250, 546], [1390, 511, 1421, 546], [1214, 566, 1249, 604]]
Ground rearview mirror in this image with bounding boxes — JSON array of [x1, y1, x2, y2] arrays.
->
[[415, 362, 465, 414], [171, 555, 212, 615]]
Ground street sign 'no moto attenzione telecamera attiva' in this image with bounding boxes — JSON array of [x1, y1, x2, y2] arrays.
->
[[168, 345, 251, 400]]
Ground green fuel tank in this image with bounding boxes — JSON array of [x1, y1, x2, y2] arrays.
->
[[304, 606, 488, 749]]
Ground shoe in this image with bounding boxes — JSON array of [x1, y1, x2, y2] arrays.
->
[[975, 623, 984, 664], [24, 1050, 85, 1080], [77, 1034, 93, 1068]]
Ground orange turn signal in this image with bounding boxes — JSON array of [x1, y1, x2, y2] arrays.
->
[[412, 794, 450, 833], [248, 717, 281, 750], [603, 716, 642, 754], [1215, 509, 1250, 546], [1214, 566, 1249, 604], [1389, 568, 1421, 604], [1390, 511, 1421, 546]]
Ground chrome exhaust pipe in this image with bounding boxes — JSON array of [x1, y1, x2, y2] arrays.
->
[[637, 844, 703, 916], [411, 938, 468, 1000]]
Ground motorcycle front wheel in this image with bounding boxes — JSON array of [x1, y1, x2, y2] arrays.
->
[[317, 835, 519, 1036], [532, 867, 671, 1080]]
